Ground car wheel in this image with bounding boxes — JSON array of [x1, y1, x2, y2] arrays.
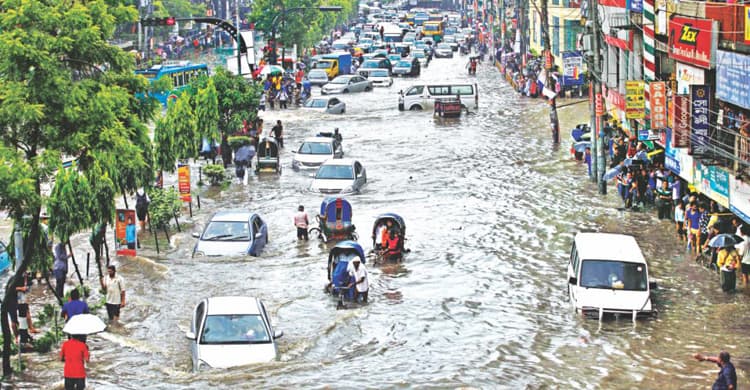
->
[[342, 108, 346, 113], [409, 105, 422, 111], [343, 89, 349, 93], [365, 86, 372, 92]]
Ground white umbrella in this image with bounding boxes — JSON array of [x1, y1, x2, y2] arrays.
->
[[62, 314, 106, 335], [258, 65, 284, 76]]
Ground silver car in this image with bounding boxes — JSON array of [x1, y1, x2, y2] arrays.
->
[[434, 43, 453, 58], [307, 69, 329, 86], [302, 97, 346, 114], [310, 158, 367, 194], [321, 75, 373, 94]]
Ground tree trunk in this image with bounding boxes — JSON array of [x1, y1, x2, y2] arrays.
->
[[67, 241, 84, 286], [44, 273, 63, 307]]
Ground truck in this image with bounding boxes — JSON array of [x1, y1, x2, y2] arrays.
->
[[313, 52, 353, 79]]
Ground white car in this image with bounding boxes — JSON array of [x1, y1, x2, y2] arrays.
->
[[186, 296, 283, 370], [366, 69, 393, 87], [292, 136, 344, 170], [434, 43, 453, 58], [192, 211, 269, 257], [321, 75, 373, 94], [307, 69, 329, 86], [302, 97, 346, 114], [310, 158, 367, 194], [568, 233, 657, 321]]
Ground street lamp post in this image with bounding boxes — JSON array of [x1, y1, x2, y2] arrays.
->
[[269, 6, 342, 65]]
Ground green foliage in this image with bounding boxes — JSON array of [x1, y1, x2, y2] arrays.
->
[[33, 325, 62, 354], [47, 167, 93, 243], [0, 147, 40, 221], [35, 304, 58, 327], [211, 68, 261, 137], [227, 136, 253, 151], [170, 95, 199, 160], [203, 164, 226, 186], [148, 187, 181, 229], [194, 78, 220, 143], [154, 113, 177, 173], [8, 218, 52, 273]]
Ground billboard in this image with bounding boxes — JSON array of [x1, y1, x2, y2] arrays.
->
[[668, 16, 718, 69], [650, 81, 667, 129], [115, 209, 137, 257], [178, 163, 191, 202], [625, 80, 645, 119], [672, 95, 691, 148], [716, 50, 750, 111], [676, 62, 706, 95], [689, 85, 710, 156], [561, 52, 585, 86]]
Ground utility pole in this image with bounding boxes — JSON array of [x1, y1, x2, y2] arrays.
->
[[540, 0, 560, 144], [236, 0, 242, 76], [587, 0, 606, 193]]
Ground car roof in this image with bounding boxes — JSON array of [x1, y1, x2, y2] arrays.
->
[[334, 75, 355, 80], [321, 158, 358, 166], [574, 233, 647, 264], [309, 69, 328, 74], [211, 210, 256, 222], [303, 136, 335, 143], [205, 296, 262, 315]]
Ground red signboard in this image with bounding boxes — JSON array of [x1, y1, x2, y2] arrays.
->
[[705, 2, 745, 43], [650, 82, 667, 129], [595, 93, 604, 116], [115, 209, 137, 257], [672, 95, 691, 147], [177, 164, 191, 202], [668, 16, 717, 69], [604, 86, 626, 111]]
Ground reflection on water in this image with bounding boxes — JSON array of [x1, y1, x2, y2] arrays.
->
[[10, 56, 750, 388]]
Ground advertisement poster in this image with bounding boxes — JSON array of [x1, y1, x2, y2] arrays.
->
[[177, 163, 191, 202], [676, 62, 706, 95], [689, 85, 710, 156], [561, 52, 584, 86], [695, 163, 730, 208], [731, 176, 750, 223], [625, 80, 645, 119], [715, 50, 750, 111], [746, 6, 750, 44], [115, 209, 137, 257], [650, 82, 667, 129], [668, 16, 717, 69], [672, 95, 691, 147]]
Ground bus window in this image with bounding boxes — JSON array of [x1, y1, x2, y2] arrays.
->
[[428, 86, 449, 95]]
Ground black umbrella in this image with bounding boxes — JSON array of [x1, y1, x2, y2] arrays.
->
[[235, 145, 255, 163]]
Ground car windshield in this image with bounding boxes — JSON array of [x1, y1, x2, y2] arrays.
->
[[579, 260, 648, 291], [444, 36, 456, 42], [424, 24, 439, 31], [315, 61, 332, 69], [330, 77, 351, 84], [299, 142, 333, 155], [316, 164, 354, 180], [201, 221, 250, 241], [362, 61, 380, 68], [200, 314, 270, 344], [413, 51, 425, 58], [438, 43, 451, 49], [370, 70, 389, 77], [396, 61, 411, 67], [304, 99, 328, 108], [309, 70, 327, 78]]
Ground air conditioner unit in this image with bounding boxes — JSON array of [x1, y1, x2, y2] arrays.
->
[[582, 34, 593, 51]]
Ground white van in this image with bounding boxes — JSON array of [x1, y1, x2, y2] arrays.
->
[[567, 233, 657, 321], [398, 83, 478, 111]]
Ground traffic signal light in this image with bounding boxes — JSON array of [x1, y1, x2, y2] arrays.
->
[[141, 17, 176, 27]]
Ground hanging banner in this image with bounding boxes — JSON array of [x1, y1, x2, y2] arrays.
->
[[731, 176, 750, 224], [715, 50, 750, 111], [115, 209, 137, 257], [625, 80, 645, 119], [672, 95, 691, 147], [668, 16, 718, 69], [689, 85, 710, 156], [562, 51, 584, 86], [650, 81, 667, 129], [745, 6, 750, 44], [177, 164, 191, 202], [676, 62, 706, 95]]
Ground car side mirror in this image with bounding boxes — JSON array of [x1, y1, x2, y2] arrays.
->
[[185, 331, 196, 340], [568, 276, 577, 285], [649, 281, 658, 290], [255, 232, 263, 239], [192, 232, 200, 238], [273, 330, 284, 339]]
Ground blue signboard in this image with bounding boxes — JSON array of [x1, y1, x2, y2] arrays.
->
[[638, 129, 650, 141], [561, 52, 585, 86], [716, 50, 750, 111], [665, 155, 681, 175], [690, 85, 710, 157], [663, 127, 674, 157], [629, 0, 643, 13]]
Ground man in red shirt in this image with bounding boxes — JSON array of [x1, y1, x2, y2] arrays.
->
[[60, 335, 90, 389]]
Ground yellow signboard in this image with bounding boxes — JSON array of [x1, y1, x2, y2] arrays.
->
[[625, 80, 645, 119], [745, 6, 750, 44]]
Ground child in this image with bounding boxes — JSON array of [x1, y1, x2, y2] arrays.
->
[[674, 200, 686, 241]]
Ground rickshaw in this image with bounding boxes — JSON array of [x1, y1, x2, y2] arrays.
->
[[371, 213, 407, 263], [255, 137, 281, 173], [434, 97, 463, 118], [325, 240, 367, 308], [309, 197, 358, 242]]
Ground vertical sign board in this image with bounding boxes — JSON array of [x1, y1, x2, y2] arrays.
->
[[177, 164, 191, 202], [745, 6, 750, 45], [625, 80, 645, 119], [561, 52, 584, 86], [672, 95, 691, 148], [115, 209, 137, 257], [689, 85, 710, 156], [650, 81, 667, 129]]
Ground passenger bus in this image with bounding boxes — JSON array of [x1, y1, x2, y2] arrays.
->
[[422, 21, 444, 42], [135, 61, 209, 106]]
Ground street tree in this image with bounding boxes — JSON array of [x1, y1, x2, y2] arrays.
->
[[0, 0, 150, 376], [211, 68, 261, 137], [194, 78, 220, 144]]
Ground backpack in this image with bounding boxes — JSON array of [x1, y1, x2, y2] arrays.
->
[[135, 192, 149, 211]]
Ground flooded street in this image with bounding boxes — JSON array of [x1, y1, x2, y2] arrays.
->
[[12, 55, 750, 388]]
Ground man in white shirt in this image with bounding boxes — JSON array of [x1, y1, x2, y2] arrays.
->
[[347, 258, 368, 303], [100, 265, 126, 324], [374, 223, 386, 250]]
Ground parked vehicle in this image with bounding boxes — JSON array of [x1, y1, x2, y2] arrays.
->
[[307, 69, 330, 86], [443, 35, 458, 51], [392, 57, 421, 76], [358, 59, 392, 77], [309, 197, 358, 242], [192, 211, 268, 257], [398, 83, 479, 111], [567, 233, 658, 321], [321, 75, 373, 94], [292, 136, 344, 170], [302, 97, 346, 114], [310, 158, 367, 194], [185, 296, 283, 370]]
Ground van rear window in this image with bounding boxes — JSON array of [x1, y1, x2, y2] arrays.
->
[[428, 86, 450, 95], [451, 85, 474, 95]]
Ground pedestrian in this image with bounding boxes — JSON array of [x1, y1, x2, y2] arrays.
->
[[674, 200, 686, 241], [347, 258, 368, 303], [259, 93, 266, 111], [693, 351, 737, 390], [294, 205, 309, 241], [61, 289, 90, 322], [60, 334, 90, 390], [135, 189, 150, 230], [717, 245, 740, 292], [100, 265, 126, 324], [53, 242, 71, 298], [655, 180, 672, 220], [125, 216, 136, 250], [736, 225, 750, 286], [278, 88, 288, 109], [686, 202, 702, 253], [267, 89, 275, 110], [272, 120, 284, 148], [583, 147, 591, 177]]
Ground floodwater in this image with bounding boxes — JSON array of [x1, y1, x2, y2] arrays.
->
[[8, 53, 750, 389]]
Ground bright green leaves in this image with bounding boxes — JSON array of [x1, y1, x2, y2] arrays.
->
[[147, 186, 181, 229], [47, 165, 93, 243], [194, 78, 220, 143]]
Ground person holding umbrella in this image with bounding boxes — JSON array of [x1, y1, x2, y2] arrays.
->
[[711, 234, 742, 292]]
